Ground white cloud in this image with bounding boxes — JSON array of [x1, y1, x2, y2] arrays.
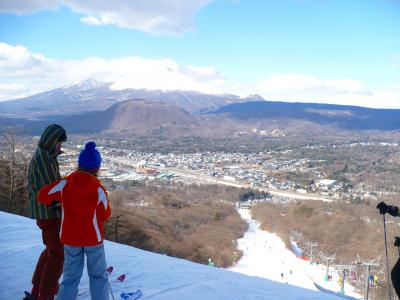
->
[[1, 43, 400, 108], [80, 15, 103, 26], [97, 57, 228, 93], [254, 73, 400, 108], [0, 43, 229, 101], [0, 0, 59, 15], [258, 74, 371, 96], [0, 83, 29, 99], [0, 43, 48, 70], [0, 0, 213, 35]]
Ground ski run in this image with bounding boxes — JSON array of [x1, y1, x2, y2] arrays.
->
[[0, 210, 361, 299]]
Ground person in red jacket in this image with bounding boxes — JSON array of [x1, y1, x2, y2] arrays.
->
[[38, 141, 111, 300]]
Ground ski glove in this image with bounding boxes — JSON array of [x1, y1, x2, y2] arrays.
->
[[377, 202, 399, 217], [48, 200, 61, 211]]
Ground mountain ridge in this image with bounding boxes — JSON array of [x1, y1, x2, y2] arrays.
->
[[0, 78, 259, 117], [213, 101, 400, 131], [2, 79, 400, 135]]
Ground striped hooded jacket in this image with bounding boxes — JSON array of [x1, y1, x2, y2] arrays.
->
[[28, 124, 67, 220]]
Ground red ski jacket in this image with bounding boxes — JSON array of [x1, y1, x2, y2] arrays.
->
[[38, 171, 111, 246]]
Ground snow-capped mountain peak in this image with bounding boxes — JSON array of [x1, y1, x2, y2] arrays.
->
[[62, 77, 110, 91]]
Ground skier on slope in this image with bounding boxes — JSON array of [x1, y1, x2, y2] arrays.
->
[[38, 141, 111, 300], [25, 124, 67, 300], [374, 274, 378, 286], [377, 201, 400, 297], [368, 274, 374, 286]]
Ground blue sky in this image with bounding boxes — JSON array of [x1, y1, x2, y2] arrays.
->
[[0, 0, 399, 107]]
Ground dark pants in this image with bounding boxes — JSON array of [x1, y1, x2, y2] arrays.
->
[[392, 258, 400, 297], [31, 218, 64, 300]]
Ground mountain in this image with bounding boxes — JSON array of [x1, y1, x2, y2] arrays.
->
[[0, 79, 117, 118], [213, 101, 400, 131], [59, 99, 198, 135], [3, 98, 400, 139], [0, 78, 259, 117], [3, 79, 400, 135], [0, 211, 343, 300]]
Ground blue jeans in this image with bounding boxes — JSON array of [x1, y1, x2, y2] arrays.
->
[[57, 243, 109, 300]]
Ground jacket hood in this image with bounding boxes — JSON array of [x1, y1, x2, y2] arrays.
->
[[38, 124, 67, 151], [67, 171, 100, 196]]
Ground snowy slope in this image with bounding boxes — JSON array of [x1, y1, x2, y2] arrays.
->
[[230, 210, 362, 299], [0, 211, 343, 300]]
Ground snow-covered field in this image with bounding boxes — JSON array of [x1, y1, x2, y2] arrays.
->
[[1, 211, 348, 299], [230, 209, 362, 299]]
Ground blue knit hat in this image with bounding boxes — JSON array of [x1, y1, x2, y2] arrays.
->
[[78, 141, 102, 171]]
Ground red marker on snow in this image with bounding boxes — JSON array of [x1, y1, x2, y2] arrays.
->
[[107, 266, 114, 274]]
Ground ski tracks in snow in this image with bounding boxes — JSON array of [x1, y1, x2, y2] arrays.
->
[[229, 209, 362, 298]]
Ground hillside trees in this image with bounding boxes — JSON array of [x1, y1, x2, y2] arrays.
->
[[0, 127, 30, 215], [103, 183, 247, 267]]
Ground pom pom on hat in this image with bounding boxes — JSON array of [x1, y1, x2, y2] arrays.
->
[[78, 141, 102, 171], [85, 141, 96, 151]]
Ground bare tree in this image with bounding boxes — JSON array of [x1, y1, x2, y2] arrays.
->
[[111, 190, 124, 212], [0, 126, 29, 214], [4, 127, 17, 209], [106, 191, 126, 242]]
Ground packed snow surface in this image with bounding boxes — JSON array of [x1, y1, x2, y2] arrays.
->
[[1, 211, 347, 299], [230, 209, 362, 299]]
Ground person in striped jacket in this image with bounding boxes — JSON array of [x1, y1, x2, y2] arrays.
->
[[38, 141, 111, 300], [26, 124, 67, 300]]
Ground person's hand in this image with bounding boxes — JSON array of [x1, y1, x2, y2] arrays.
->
[[377, 202, 398, 217], [55, 149, 64, 157], [55, 143, 63, 157], [48, 201, 61, 211], [388, 205, 399, 217], [377, 202, 388, 214]]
